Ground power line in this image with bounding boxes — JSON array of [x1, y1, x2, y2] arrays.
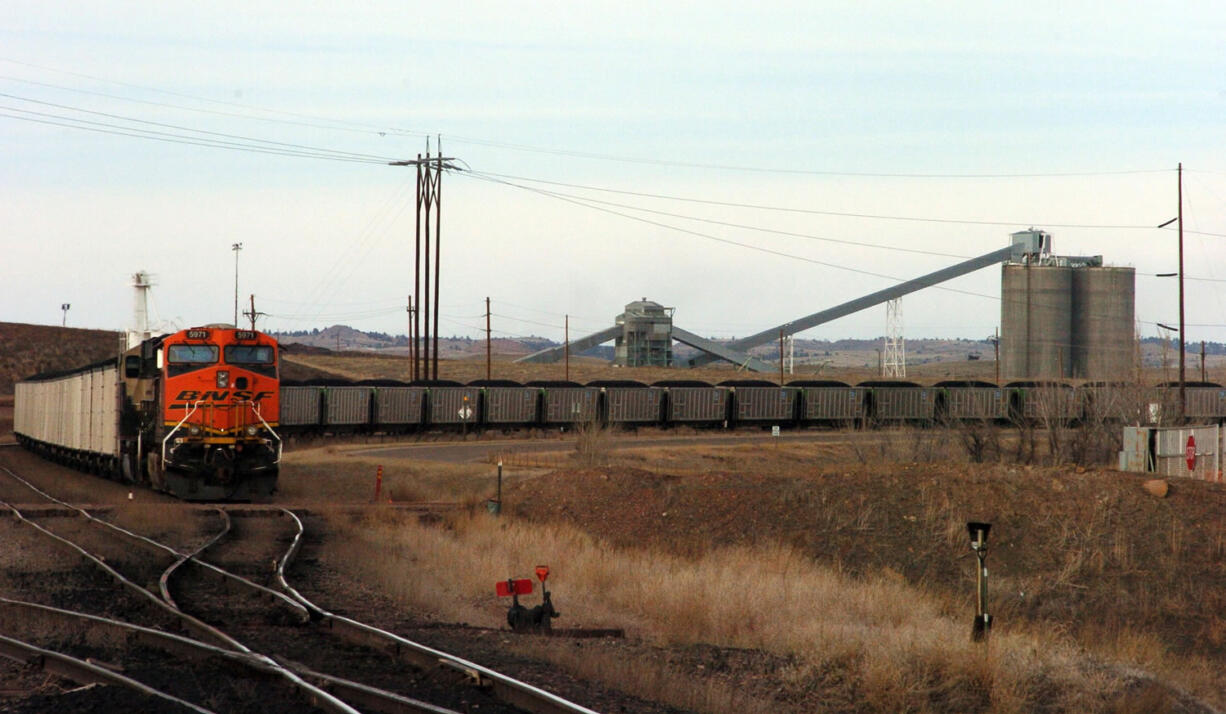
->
[[467, 170, 1165, 231], [459, 170, 1002, 301], [0, 108, 388, 164], [0, 58, 1183, 180], [0, 92, 397, 162], [466, 170, 970, 259]]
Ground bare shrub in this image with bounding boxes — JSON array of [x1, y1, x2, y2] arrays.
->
[[572, 417, 610, 468], [951, 418, 1001, 464]]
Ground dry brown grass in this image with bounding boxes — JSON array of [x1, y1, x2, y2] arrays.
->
[[321, 510, 1190, 712], [279, 445, 501, 505]]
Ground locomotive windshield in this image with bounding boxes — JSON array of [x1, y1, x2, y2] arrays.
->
[[224, 345, 275, 364], [167, 344, 219, 363]]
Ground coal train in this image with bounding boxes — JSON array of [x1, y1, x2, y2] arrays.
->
[[14, 326, 282, 500], [277, 377, 1222, 433]]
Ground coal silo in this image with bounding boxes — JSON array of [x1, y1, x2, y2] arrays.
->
[[1071, 266, 1135, 380], [1001, 264, 1074, 379]]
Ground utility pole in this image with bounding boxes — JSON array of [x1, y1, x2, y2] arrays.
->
[[242, 294, 266, 331], [1201, 340, 1206, 383], [779, 330, 785, 386], [993, 327, 1000, 384], [231, 242, 243, 327], [390, 141, 457, 382], [564, 314, 570, 382], [434, 137, 442, 381], [1178, 162, 1186, 420], [409, 295, 419, 382], [486, 297, 492, 381]]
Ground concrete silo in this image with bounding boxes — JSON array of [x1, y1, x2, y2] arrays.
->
[[1001, 263, 1074, 379], [1071, 266, 1136, 380]]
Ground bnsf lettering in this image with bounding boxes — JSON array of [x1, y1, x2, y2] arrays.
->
[[173, 390, 273, 402]]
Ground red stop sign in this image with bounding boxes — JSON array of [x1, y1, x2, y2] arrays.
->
[[1186, 435, 1197, 471]]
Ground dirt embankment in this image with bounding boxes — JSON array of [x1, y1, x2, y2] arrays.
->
[[508, 461, 1226, 662], [0, 322, 123, 394]]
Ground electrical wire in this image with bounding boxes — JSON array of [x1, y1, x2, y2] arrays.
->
[[0, 108, 389, 164], [458, 170, 1002, 301], [0, 58, 1183, 180], [465, 170, 971, 259], [0, 91, 397, 161], [466, 169, 1165, 232]]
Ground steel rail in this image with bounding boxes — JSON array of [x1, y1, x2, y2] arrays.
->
[[276, 508, 604, 714], [0, 465, 309, 623], [0, 598, 375, 713], [279, 661, 464, 714], [159, 506, 231, 609], [0, 466, 452, 714], [0, 496, 360, 714], [2, 499, 247, 652], [0, 598, 464, 714], [0, 631, 216, 714]]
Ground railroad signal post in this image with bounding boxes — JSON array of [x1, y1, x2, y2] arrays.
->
[[967, 521, 992, 642]]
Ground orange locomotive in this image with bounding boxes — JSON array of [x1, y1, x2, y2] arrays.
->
[[120, 326, 282, 499]]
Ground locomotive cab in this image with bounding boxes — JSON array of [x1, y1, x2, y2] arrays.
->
[[120, 326, 281, 500]]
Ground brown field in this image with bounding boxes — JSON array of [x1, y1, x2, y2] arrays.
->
[[281, 419, 1226, 712]]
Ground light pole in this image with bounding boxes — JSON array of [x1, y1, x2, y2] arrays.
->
[[231, 243, 243, 327], [60, 303, 70, 327]]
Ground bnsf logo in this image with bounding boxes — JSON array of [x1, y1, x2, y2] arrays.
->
[[173, 390, 274, 402]]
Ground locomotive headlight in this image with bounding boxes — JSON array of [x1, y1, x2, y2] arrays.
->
[[216, 370, 230, 388]]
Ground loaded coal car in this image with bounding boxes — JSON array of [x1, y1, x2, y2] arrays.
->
[[1150, 381, 1226, 423], [469, 380, 540, 427], [15, 326, 281, 500], [655, 380, 729, 427], [1080, 381, 1144, 423], [419, 380, 480, 430], [859, 380, 935, 424], [719, 380, 799, 427], [792, 380, 866, 427], [1006, 381, 1080, 424], [589, 380, 664, 427], [370, 380, 426, 432], [323, 381, 375, 432], [527, 380, 600, 426], [934, 380, 1007, 422], [279, 380, 324, 432]]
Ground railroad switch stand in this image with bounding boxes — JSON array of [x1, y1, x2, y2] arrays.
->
[[496, 565, 559, 633]]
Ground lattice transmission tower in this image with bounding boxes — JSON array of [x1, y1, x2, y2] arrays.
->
[[883, 298, 906, 378]]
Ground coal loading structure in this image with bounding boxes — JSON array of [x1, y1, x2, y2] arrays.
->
[[1000, 229, 1135, 381]]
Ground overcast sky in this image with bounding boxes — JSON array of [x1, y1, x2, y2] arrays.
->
[[3, 2, 1225, 345]]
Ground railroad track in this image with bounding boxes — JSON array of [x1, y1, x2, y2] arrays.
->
[[0, 465, 605, 714]]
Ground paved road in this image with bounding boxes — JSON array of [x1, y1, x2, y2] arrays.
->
[[350, 430, 880, 463]]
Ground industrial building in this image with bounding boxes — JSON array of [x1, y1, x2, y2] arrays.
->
[[614, 299, 674, 367], [1000, 229, 1136, 380]]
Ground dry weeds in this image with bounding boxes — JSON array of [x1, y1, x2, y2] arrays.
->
[[279, 445, 497, 505], [321, 511, 1190, 713]]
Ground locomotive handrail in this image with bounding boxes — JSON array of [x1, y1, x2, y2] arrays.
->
[[162, 400, 202, 465], [240, 400, 283, 465]]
